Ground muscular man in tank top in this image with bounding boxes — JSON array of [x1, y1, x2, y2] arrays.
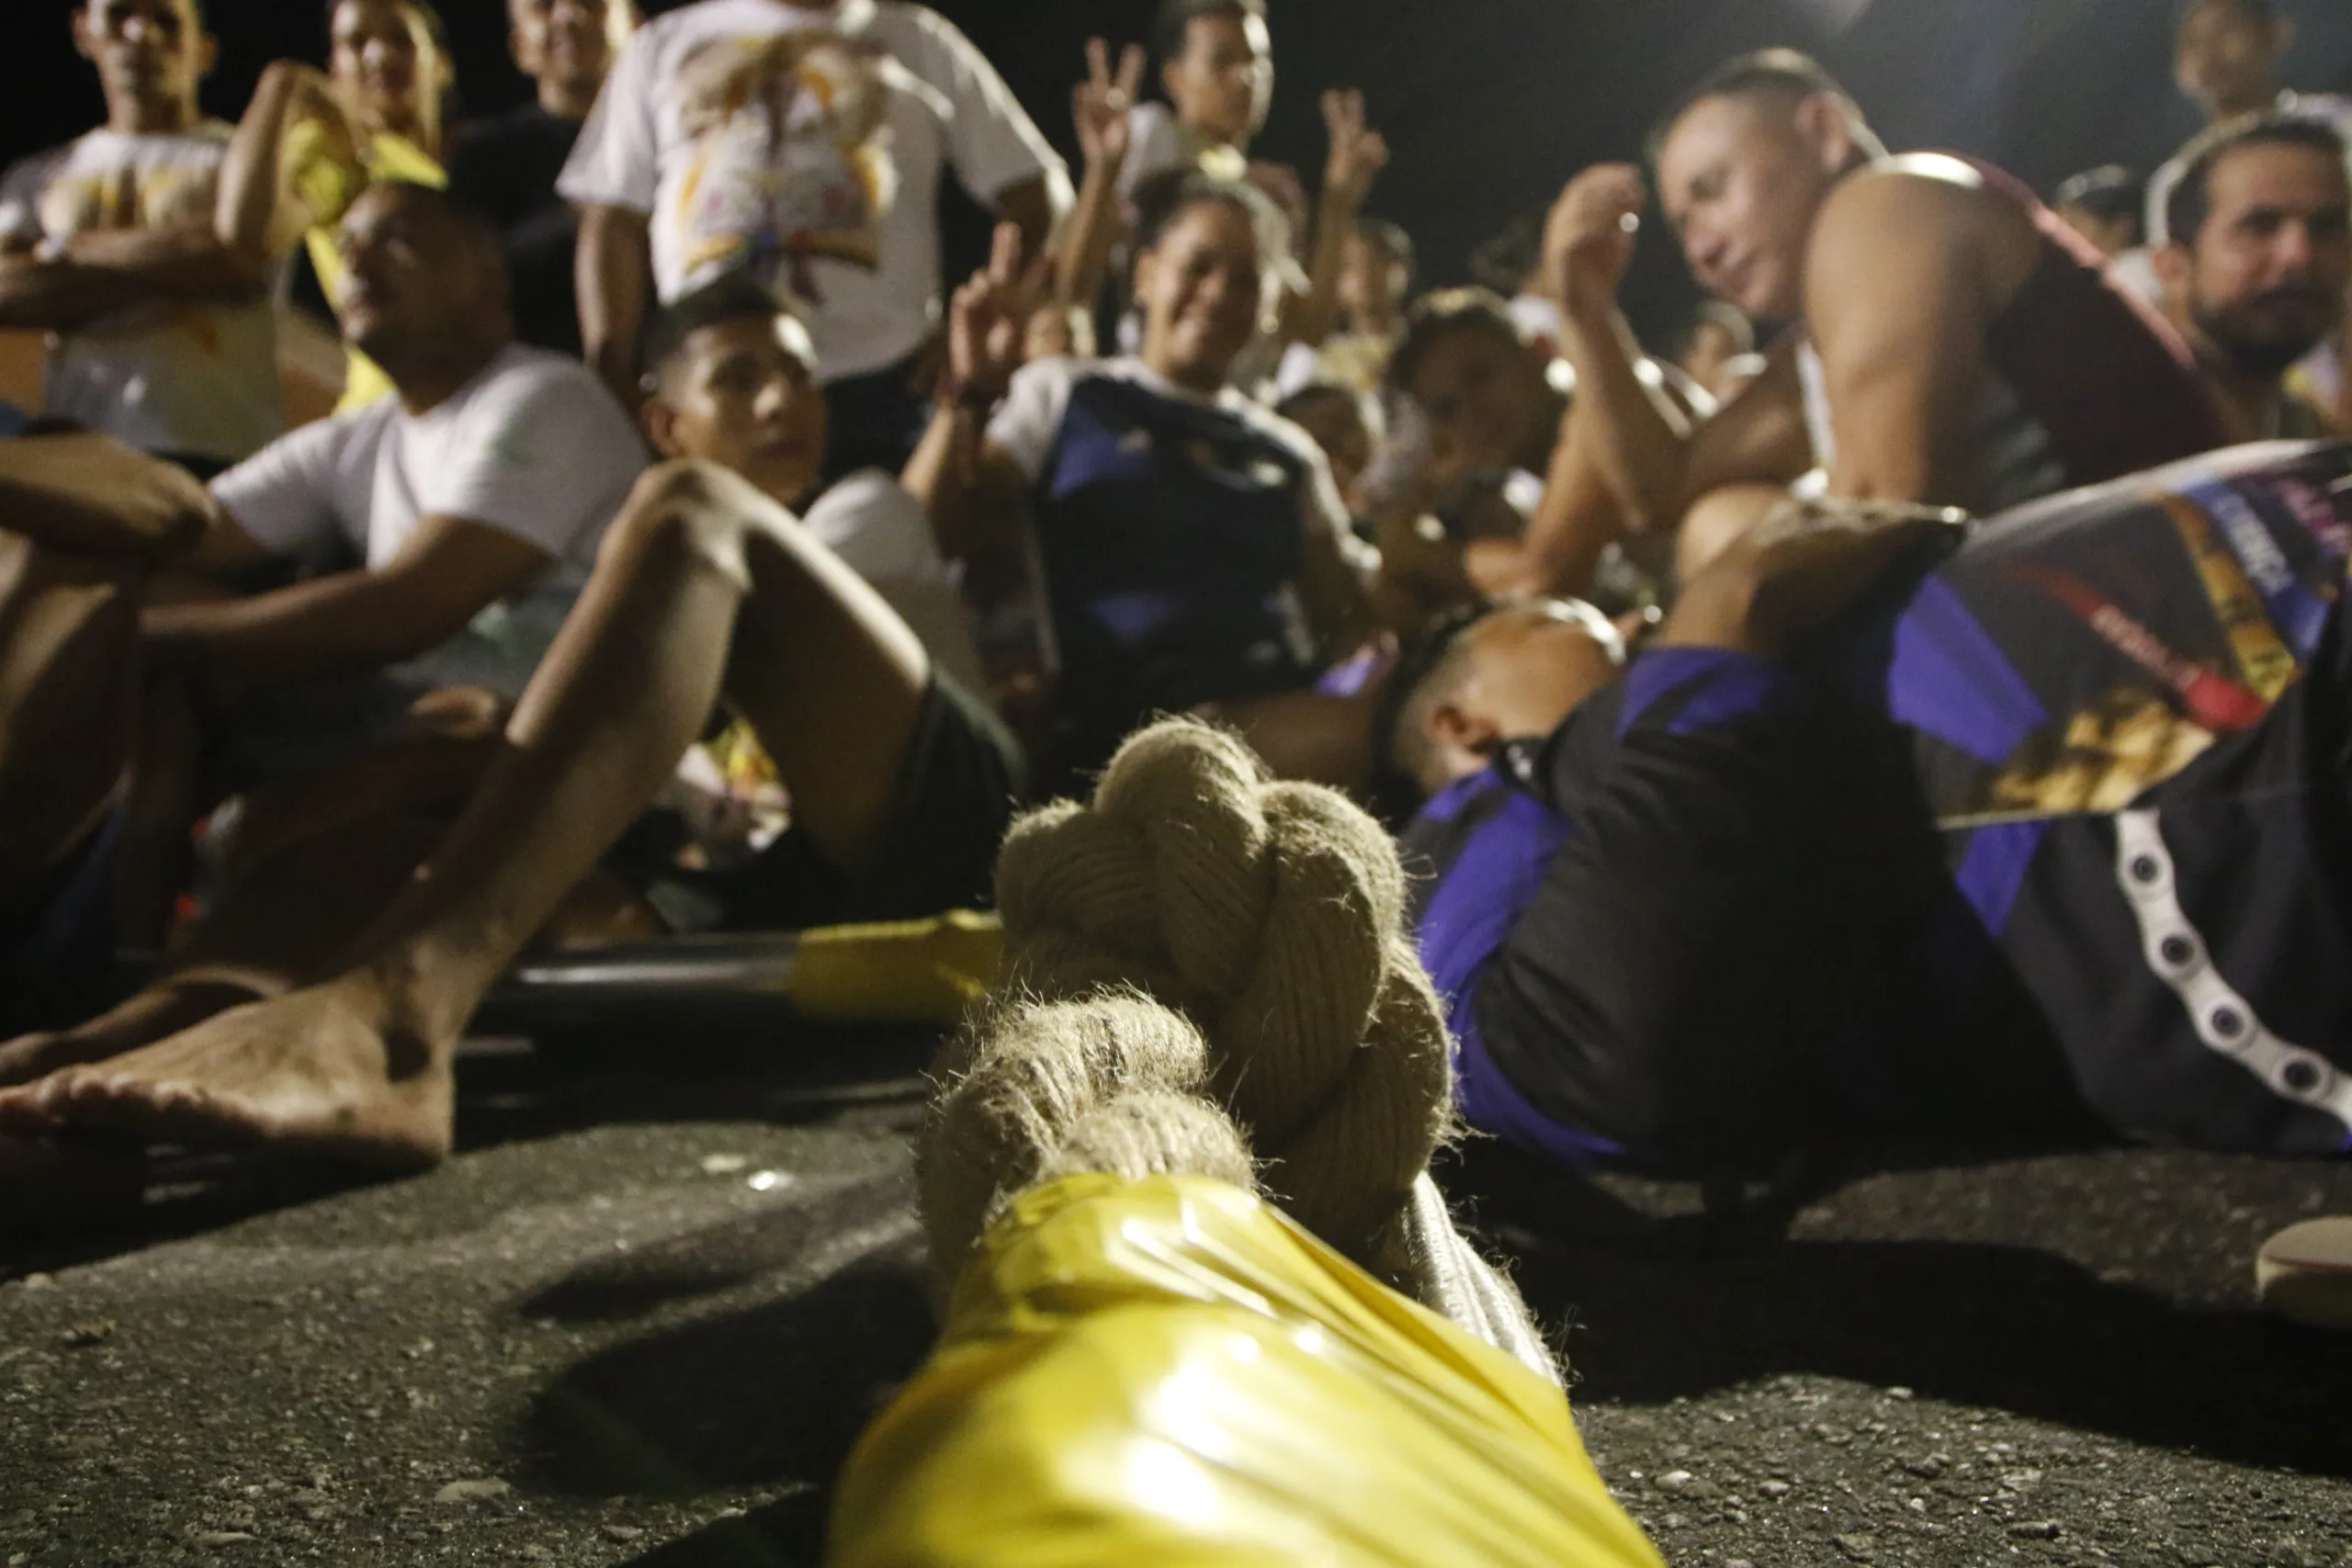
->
[[1530, 50, 2233, 586]]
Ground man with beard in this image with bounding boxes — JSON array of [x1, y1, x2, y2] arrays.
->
[[2154, 112, 2351, 442]]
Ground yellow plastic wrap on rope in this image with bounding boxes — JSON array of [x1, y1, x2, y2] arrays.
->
[[829, 1173, 1665, 1568]]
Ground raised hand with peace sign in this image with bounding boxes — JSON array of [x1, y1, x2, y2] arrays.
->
[[944, 220, 1055, 411], [1318, 89, 1390, 216], [1071, 37, 1147, 172]]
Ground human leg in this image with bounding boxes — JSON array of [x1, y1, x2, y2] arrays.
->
[[0, 461, 946, 1162], [1672, 481, 1788, 585], [0, 531, 140, 904]]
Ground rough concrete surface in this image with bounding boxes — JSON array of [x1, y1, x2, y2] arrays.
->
[[3, 1027, 2348, 1568]]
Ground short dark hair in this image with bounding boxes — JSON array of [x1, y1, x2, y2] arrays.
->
[[364, 178, 502, 250], [1368, 600, 1501, 823], [1132, 167, 1292, 268], [2165, 111, 2351, 247], [1352, 218, 1416, 276], [1153, 0, 1265, 65], [639, 269, 803, 387], [1646, 48, 1884, 165], [1386, 287, 1524, 396], [2053, 164, 2144, 230]]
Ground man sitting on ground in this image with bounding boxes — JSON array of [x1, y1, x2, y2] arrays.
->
[[0, 0, 280, 473], [0, 179, 643, 1021], [2154, 112, 2351, 442], [0, 268, 1019, 1190], [1385, 444, 2352, 1180], [1544, 50, 2226, 584]]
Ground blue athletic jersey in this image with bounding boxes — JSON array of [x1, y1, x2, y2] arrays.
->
[[1411, 442, 2352, 1173], [1032, 369, 1318, 778]]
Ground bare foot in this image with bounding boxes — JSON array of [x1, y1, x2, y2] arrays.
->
[[0, 973, 277, 1087], [0, 1134, 149, 1231], [0, 974, 456, 1170]]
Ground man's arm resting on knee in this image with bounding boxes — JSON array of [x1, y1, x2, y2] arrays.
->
[[1804, 170, 1996, 505], [141, 516, 555, 691], [0, 433, 248, 561], [1564, 299, 1812, 533], [577, 203, 652, 411]]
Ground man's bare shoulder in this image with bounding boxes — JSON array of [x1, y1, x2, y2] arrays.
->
[[1814, 157, 1994, 244], [1809, 155, 2035, 288]]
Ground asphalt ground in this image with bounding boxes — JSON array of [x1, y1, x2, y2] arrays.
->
[[2, 1026, 2347, 1568]]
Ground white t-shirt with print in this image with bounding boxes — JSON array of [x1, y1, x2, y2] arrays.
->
[[0, 124, 282, 463], [804, 466, 985, 694], [559, 0, 1066, 382], [210, 344, 646, 699]]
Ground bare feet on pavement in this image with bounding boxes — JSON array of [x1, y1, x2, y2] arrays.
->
[[0, 973, 457, 1172], [0, 972, 282, 1088]]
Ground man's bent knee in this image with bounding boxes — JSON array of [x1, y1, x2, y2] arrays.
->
[[1675, 483, 1789, 586], [608, 460, 762, 587]]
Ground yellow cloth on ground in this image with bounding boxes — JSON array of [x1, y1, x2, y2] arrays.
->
[[828, 1173, 1666, 1568], [286, 124, 444, 413]]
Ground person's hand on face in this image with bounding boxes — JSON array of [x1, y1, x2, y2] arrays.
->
[[1544, 163, 1645, 319], [1071, 37, 1145, 171], [946, 221, 1053, 407], [1319, 89, 1389, 211]]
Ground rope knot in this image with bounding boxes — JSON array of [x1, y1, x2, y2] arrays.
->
[[989, 718, 1455, 1265]]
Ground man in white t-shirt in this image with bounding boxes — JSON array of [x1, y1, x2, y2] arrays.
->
[[561, 0, 1069, 483], [0, 0, 282, 472], [0, 179, 639, 983], [0, 268, 1023, 1190]]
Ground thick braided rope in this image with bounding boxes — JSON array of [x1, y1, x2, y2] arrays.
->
[[977, 718, 1457, 1272], [920, 991, 1258, 1280]]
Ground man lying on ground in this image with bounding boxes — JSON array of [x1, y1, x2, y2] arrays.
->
[[0, 267, 1019, 1192], [1385, 443, 2352, 1179], [1535, 50, 2229, 589]]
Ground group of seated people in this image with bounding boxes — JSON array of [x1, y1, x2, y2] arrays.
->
[[0, 0, 2348, 1326]]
